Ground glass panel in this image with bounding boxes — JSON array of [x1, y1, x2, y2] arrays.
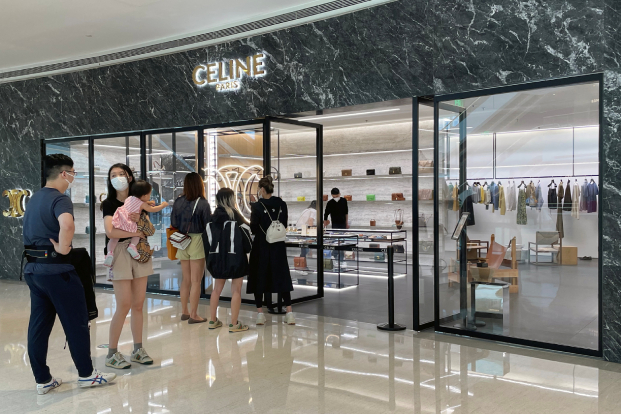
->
[[437, 81, 600, 350], [93, 136, 141, 285], [418, 103, 435, 326], [270, 120, 321, 300], [45, 139, 91, 259], [147, 131, 199, 293], [203, 124, 263, 300]]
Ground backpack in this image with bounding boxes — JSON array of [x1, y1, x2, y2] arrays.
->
[[204, 220, 252, 279], [259, 201, 286, 243]]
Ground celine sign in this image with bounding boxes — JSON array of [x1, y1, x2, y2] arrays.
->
[[3, 189, 31, 218], [192, 53, 267, 92]]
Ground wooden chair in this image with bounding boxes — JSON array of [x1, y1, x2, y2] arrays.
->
[[528, 231, 561, 265]]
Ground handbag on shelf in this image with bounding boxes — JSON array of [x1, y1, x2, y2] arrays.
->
[[394, 244, 405, 253], [418, 160, 434, 168], [389, 167, 402, 175], [374, 253, 385, 262], [370, 219, 376, 226], [342, 169, 352, 177], [259, 201, 287, 243], [419, 241, 434, 253], [366, 169, 375, 175], [418, 213, 427, 229], [323, 195, 328, 201], [369, 243, 380, 248], [294, 173, 303, 178], [366, 194, 376, 201], [418, 189, 434, 200], [394, 209, 404, 228], [168, 199, 200, 251], [323, 258, 334, 270], [391, 193, 405, 201], [297, 196, 306, 201], [344, 252, 355, 260], [294, 257, 307, 270], [344, 195, 353, 201]]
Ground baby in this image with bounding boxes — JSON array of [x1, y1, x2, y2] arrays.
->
[[104, 180, 168, 267]]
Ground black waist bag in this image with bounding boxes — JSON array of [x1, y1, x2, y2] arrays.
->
[[69, 248, 99, 321]]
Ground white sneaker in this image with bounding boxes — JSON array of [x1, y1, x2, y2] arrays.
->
[[285, 312, 296, 325], [37, 377, 62, 395], [78, 369, 116, 388], [106, 351, 131, 369], [256, 313, 266, 325]]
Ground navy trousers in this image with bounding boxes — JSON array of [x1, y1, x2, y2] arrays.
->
[[25, 271, 93, 383]]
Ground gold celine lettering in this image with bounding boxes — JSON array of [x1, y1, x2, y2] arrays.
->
[[192, 53, 267, 91], [3, 189, 31, 218]]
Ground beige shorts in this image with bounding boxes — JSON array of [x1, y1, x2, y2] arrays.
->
[[176, 233, 205, 261], [108, 240, 153, 281]]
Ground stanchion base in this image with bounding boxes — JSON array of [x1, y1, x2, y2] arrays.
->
[[267, 307, 287, 315], [377, 323, 407, 331]]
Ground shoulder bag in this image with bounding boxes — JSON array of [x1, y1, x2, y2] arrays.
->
[[168, 199, 200, 251], [259, 201, 287, 243]]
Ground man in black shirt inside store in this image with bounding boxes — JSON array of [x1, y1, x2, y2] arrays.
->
[[22, 154, 116, 395], [323, 188, 349, 229]]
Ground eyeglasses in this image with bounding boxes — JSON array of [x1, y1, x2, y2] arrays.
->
[[63, 170, 77, 177]]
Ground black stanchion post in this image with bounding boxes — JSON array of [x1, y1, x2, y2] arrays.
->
[[378, 246, 406, 331]]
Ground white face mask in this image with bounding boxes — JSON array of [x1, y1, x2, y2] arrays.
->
[[64, 172, 75, 190], [333, 197, 341, 202], [111, 176, 129, 191]]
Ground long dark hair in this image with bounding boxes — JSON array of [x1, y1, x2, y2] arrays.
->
[[183, 172, 205, 202], [103, 163, 135, 207]]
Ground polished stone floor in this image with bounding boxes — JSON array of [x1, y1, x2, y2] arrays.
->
[[2, 279, 618, 414]]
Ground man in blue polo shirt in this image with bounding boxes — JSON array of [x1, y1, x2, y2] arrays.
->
[[23, 154, 116, 394]]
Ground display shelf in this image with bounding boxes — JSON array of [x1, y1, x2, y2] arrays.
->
[[278, 174, 413, 183]]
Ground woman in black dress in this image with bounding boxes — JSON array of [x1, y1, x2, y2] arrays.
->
[[247, 176, 295, 325]]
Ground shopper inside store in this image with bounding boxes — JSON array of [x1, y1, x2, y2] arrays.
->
[[2, 1, 620, 413]]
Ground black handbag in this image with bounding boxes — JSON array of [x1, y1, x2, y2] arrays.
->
[[366, 169, 375, 175], [389, 167, 402, 175], [394, 244, 405, 253], [294, 173, 302, 178]]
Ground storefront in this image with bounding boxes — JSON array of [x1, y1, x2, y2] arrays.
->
[[1, 0, 619, 361]]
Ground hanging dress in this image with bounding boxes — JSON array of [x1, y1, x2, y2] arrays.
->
[[571, 182, 581, 219], [536, 184, 544, 211], [556, 183, 564, 238], [580, 181, 588, 211], [517, 188, 527, 225], [563, 182, 572, 211], [499, 185, 506, 215], [587, 182, 599, 213], [548, 186, 557, 209]]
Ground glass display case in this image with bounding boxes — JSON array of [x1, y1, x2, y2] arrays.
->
[[286, 233, 359, 289]]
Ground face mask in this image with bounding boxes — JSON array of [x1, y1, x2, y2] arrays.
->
[[111, 176, 129, 191], [333, 197, 341, 202], [64, 172, 75, 190]]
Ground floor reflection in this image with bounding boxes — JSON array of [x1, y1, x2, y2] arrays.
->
[[0, 280, 619, 413]]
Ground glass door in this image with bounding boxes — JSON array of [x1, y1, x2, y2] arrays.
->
[[267, 117, 324, 304]]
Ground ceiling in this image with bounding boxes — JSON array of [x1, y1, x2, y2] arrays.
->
[[0, 0, 333, 72]]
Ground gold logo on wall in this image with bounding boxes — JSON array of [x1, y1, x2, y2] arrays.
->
[[3, 189, 31, 218], [192, 53, 267, 92]]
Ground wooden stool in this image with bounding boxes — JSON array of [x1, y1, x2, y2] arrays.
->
[[561, 246, 578, 265]]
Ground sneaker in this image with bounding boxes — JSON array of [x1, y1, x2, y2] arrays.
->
[[285, 312, 296, 325], [256, 313, 266, 325], [127, 244, 140, 259], [103, 254, 114, 268], [78, 369, 116, 388], [36, 377, 62, 395], [106, 351, 131, 369], [131, 348, 154, 365], [229, 321, 249, 333], [208, 318, 223, 330]]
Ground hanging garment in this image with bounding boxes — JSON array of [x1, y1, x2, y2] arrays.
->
[[580, 181, 588, 211], [464, 195, 475, 226], [489, 182, 499, 213], [535, 184, 544, 210], [572, 182, 581, 219], [484, 187, 491, 210], [507, 182, 516, 211], [452, 185, 459, 211], [525, 182, 537, 207], [548, 187, 558, 209], [563, 183, 572, 211], [586, 182, 599, 213], [499, 185, 506, 215], [517, 188, 527, 225], [556, 184, 564, 239], [448, 183, 454, 205], [473, 185, 481, 204]]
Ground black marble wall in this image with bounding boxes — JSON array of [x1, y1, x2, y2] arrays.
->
[[2, 0, 621, 360]]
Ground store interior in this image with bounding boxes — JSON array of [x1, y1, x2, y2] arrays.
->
[[43, 80, 600, 352]]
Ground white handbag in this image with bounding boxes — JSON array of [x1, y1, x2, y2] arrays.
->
[[170, 199, 199, 250], [259, 202, 287, 243]]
